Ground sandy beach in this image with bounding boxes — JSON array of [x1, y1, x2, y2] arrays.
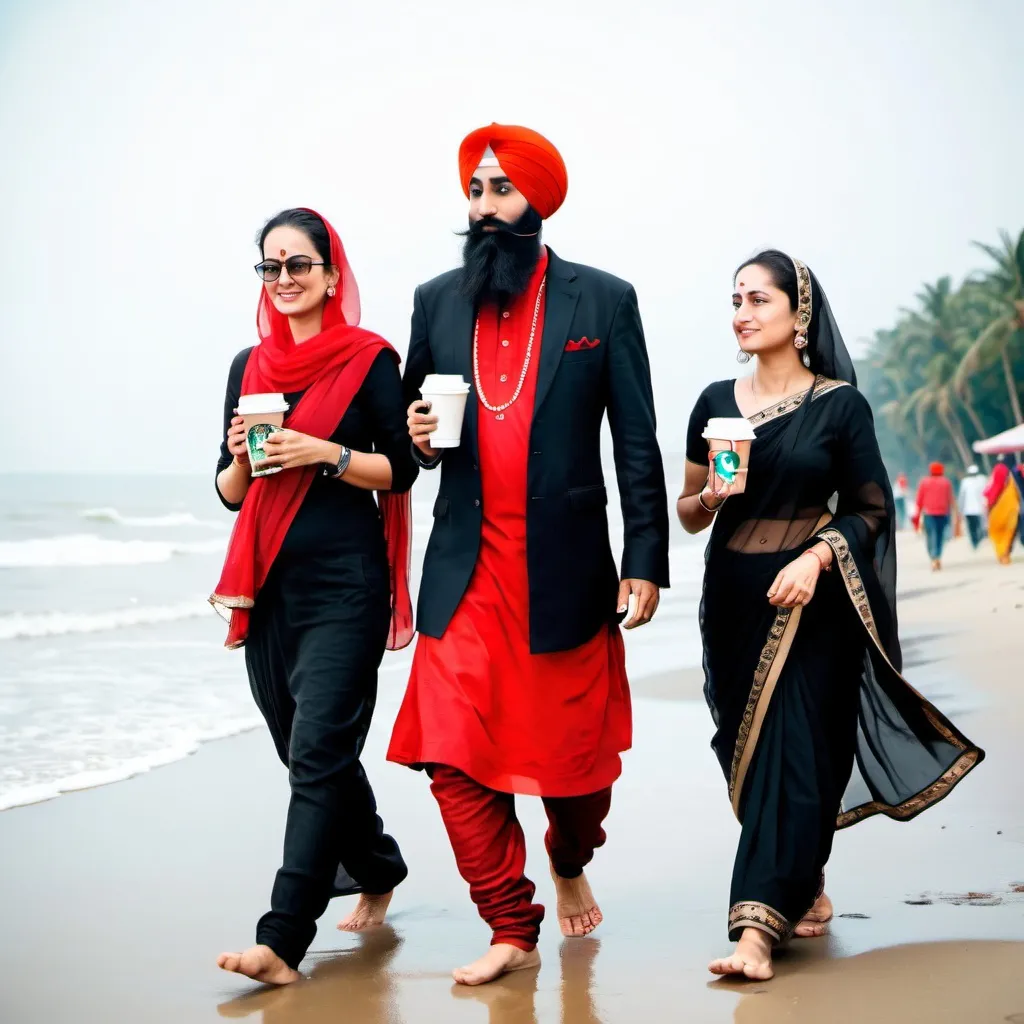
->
[[1, 533, 1022, 1024]]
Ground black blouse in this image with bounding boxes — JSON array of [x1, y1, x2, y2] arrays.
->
[[686, 377, 884, 555], [215, 347, 417, 561]]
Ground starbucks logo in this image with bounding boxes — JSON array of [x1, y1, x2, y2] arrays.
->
[[714, 449, 741, 482]]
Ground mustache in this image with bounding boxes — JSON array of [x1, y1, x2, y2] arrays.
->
[[458, 216, 538, 238]]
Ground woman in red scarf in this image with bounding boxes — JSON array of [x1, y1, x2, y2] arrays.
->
[[212, 209, 415, 985]]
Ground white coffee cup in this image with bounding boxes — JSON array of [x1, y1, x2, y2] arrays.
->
[[237, 393, 289, 432], [421, 374, 471, 449], [702, 417, 756, 494], [236, 394, 289, 477]]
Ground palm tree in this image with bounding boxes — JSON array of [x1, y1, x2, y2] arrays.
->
[[899, 279, 985, 467], [954, 229, 1024, 426]]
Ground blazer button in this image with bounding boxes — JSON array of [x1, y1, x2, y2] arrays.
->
[[474, 499, 481, 507]]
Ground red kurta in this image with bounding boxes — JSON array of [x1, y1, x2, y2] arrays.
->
[[388, 251, 631, 797]]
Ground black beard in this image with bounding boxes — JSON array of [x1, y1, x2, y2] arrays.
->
[[457, 207, 543, 305]]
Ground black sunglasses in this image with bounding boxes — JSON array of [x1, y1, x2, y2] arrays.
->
[[254, 256, 325, 282]]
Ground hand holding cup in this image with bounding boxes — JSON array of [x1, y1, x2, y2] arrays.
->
[[227, 416, 249, 467], [408, 400, 439, 458], [705, 458, 738, 504], [703, 417, 756, 496], [234, 394, 290, 477]]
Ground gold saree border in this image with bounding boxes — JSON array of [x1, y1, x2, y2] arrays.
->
[[818, 526, 984, 829], [726, 510, 833, 817], [209, 593, 254, 611], [748, 376, 850, 427], [728, 605, 804, 818], [729, 901, 792, 943]]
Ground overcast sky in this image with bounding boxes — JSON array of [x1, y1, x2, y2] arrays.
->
[[3, 0, 1023, 474]]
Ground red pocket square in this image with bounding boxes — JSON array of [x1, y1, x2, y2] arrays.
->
[[565, 337, 600, 352]]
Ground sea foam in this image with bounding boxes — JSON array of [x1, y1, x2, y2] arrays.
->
[[0, 534, 225, 568]]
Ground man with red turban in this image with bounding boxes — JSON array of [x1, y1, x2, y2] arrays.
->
[[386, 123, 669, 985]]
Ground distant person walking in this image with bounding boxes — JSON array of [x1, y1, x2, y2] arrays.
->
[[915, 463, 957, 571], [893, 472, 909, 530], [984, 454, 1023, 566], [958, 465, 988, 550]]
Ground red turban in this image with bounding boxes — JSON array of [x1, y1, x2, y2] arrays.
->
[[929, 462, 944, 476], [458, 123, 568, 220]]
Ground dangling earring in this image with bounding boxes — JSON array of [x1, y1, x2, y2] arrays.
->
[[736, 349, 751, 364], [327, 286, 336, 298], [794, 331, 810, 367]]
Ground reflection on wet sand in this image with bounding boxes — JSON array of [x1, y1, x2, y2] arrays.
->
[[452, 965, 540, 1024], [724, 940, 1024, 1024], [216, 932, 605, 1024], [453, 938, 603, 1024], [217, 926, 404, 1023], [559, 939, 603, 1024]]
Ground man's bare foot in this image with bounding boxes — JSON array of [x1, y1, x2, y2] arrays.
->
[[708, 927, 774, 980], [217, 945, 302, 986], [550, 865, 603, 937], [452, 943, 541, 986], [794, 890, 834, 937], [336, 891, 393, 932]]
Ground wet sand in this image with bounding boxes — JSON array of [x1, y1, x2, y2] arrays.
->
[[2, 535, 1023, 1023]]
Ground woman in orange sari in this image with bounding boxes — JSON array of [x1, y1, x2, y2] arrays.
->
[[985, 454, 1023, 565]]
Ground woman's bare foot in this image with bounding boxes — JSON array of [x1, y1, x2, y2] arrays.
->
[[708, 927, 774, 980], [217, 945, 302, 986], [452, 943, 541, 986], [550, 865, 603, 937], [336, 891, 393, 932], [794, 890, 834, 937]]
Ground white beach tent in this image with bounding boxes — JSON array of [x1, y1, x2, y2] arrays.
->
[[972, 423, 1024, 455]]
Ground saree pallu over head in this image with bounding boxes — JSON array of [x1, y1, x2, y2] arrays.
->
[[210, 209, 413, 652], [702, 257, 983, 837]]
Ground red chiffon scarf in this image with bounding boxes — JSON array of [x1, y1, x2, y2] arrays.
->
[[210, 210, 413, 651]]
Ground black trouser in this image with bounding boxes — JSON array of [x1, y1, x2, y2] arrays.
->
[[965, 514, 985, 550], [244, 554, 407, 969]]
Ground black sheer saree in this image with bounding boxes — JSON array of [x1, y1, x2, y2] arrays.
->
[[688, 269, 983, 944]]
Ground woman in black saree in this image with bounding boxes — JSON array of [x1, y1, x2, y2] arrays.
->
[[678, 250, 984, 980]]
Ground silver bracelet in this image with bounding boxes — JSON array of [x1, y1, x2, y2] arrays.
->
[[698, 490, 722, 514], [324, 445, 352, 478]]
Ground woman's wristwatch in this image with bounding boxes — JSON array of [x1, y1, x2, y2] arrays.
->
[[324, 445, 352, 479]]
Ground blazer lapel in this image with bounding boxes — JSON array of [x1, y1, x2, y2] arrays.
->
[[446, 290, 479, 457], [533, 250, 579, 417]]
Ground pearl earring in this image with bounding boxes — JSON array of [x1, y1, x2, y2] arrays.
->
[[327, 286, 336, 298]]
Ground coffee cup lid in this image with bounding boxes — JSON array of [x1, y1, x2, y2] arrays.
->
[[421, 373, 470, 395], [237, 393, 289, 415], [702, 417, 757, 442]]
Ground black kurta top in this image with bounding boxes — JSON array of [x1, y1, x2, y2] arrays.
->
[[215, 347, 417, 564]]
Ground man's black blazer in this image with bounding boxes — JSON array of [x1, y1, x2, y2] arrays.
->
[[403, 247, 670, 655]]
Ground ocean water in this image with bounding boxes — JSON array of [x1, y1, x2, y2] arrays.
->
[[0, 458, 705, 811]]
